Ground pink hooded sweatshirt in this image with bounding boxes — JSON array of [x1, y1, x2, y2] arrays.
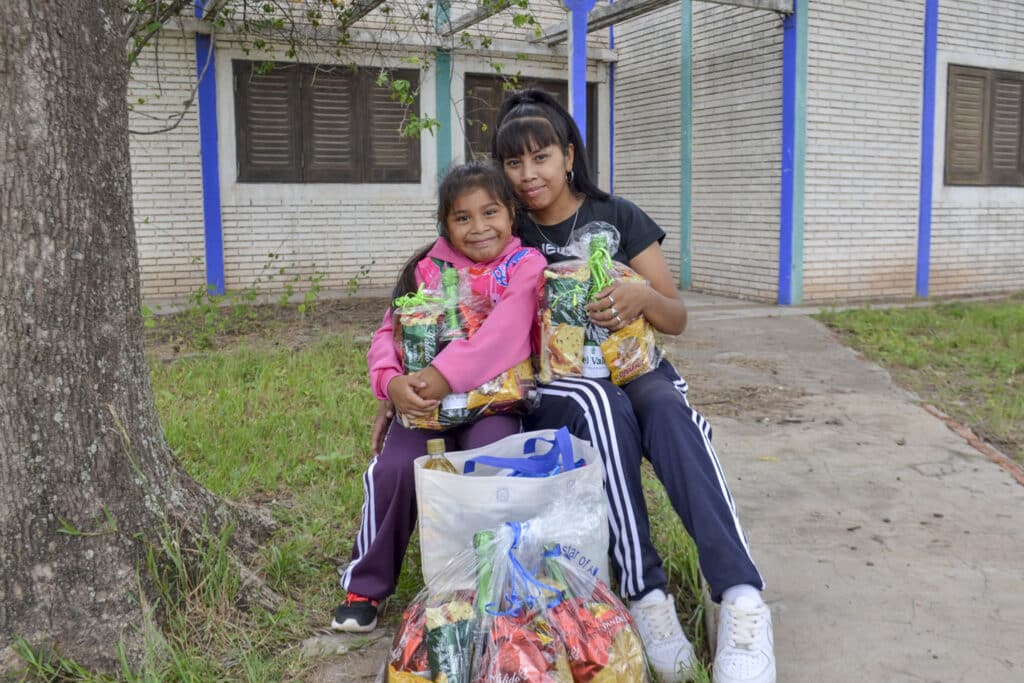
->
[[367, 236, 546, 399]]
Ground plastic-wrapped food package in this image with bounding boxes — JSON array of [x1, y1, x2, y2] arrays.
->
[[392, 267, 537, 431], [379, 517, 649, 682], [536, 222, 661, 386]]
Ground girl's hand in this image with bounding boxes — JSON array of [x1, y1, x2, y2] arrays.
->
[[371, 399, 394, 455], [410, 366, 453, 402], [587, 281, 650, 331], [388, 375, 439, 418]]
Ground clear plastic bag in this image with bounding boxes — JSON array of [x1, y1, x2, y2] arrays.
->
[[379, 517, 649, 682], [537, 222, 661, 386], [393, 268, 537, 431]]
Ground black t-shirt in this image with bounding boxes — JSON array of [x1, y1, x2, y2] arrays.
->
[[515, 195, 665, 266]]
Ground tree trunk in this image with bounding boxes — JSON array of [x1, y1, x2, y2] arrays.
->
[[0, 2, 263, 672]]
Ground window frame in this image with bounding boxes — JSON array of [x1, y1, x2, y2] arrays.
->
[[944, 64, 1024, 187], [233, 60, 421, 184]]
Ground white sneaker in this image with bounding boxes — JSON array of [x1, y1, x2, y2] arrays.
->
[[628, 590, 695, 682], [713, 595, 776, 683]]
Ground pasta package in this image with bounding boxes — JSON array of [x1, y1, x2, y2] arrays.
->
[[601, 315, 659, 386], [466, 358, 537, 415]]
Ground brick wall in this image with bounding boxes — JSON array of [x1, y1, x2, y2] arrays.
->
[[128, 32, 207, 303], [802, 0, 924, 303], [614, 2, 781, 301], [691, 2, 781, 301], [612, 5, 683, 279], [930, 0, 1024, 297]]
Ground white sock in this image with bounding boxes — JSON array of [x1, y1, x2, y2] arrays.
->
[[721, 584, 762, 606]]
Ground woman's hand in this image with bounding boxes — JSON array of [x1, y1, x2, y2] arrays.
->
[[371, 399, 394, 455], [387, 374, 439, 419], [586, 281, 650, 331]]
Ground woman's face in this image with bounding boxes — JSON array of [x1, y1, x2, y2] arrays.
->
[[501, 143, 576, 219], [444, 187, 514, 263]]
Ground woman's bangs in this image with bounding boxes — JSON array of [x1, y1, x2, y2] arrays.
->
[[495, 116, 559, 160]]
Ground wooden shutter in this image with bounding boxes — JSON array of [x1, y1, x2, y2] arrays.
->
[[462, 75, 598, 172], [235, 61, 301, 182], [303, 66, 358, 183], [989, 70, 1024, 186], [945, 65, 989, 185], [365, 70, 420, 183], [464, 74, 505, 162]]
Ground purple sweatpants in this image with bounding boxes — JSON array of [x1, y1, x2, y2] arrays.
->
[[340, 414, 521, 601]]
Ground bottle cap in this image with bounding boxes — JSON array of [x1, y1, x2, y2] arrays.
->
[[426, 438, 446, 456]]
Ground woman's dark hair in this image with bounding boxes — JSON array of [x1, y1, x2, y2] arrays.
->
[[391, 161, 516, 301], [491, 88, 609, 202]]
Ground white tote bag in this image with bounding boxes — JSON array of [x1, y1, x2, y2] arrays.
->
[[414, 427, 610, 588]]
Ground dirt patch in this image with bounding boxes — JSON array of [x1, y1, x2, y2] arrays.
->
[[692, 384, 808, 422], [144, 296, 391, 360]]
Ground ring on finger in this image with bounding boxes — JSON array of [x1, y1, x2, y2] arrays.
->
[[615, 314, 623, 325], [609, 306, 618, 318], [608, 294, 615, 306]]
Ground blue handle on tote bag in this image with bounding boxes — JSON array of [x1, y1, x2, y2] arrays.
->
[[462, 427, 581, 477]]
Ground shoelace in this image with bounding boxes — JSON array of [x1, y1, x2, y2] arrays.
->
[[345, 594, 378, 607], [634, 599, 681, 642], [724, 602, 767, 649]]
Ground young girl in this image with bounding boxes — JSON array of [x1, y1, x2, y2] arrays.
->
[[491, 90, 777, 683], [332, 162, 546, 633]]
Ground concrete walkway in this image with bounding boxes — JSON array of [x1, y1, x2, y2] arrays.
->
[[664, 293, 1024, 683]]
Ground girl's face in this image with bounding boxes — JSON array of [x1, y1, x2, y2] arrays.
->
[[501, 143, 576, 218], [445, 187, 514, 262]]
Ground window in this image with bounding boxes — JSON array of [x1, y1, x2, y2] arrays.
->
[[234, 61, 420, 183], [945, 64, 1024, 186], [464, 74, 598, 172]]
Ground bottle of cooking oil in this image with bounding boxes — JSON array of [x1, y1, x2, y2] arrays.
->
[[422, 437, 458, 473]]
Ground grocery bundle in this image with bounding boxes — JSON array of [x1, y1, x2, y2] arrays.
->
[[393, 265, 536, 430], [414, 428, 610, 589], [536, 222, 661, 386], [381, 522, 650, 682]]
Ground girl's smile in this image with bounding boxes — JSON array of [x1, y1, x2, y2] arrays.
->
[[445, 187, 514, 263]]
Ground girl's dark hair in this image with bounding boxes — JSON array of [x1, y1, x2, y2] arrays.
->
[[391, 242, 434, 302], [491, 88, 609, 201], [391, 161, 516, 301]]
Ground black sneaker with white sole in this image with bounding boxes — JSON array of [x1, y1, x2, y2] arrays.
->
[[330, 594, 379, 632]]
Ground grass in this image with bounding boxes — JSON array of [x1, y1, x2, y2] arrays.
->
[[815, 293, 1024, 463], [13, 327, 704, 680]]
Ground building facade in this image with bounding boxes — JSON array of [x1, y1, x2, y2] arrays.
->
[[129, 1, 1024, 306]]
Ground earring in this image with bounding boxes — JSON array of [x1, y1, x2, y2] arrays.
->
[[566, 169, 575, 184]]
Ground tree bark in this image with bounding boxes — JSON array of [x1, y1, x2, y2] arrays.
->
[[0, 2, 265, 672]]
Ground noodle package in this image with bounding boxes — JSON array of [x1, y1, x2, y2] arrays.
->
[[537, 222, 661, 386], [392, 266, 537, 431]]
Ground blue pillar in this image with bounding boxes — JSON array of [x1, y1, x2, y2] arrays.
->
[[194, 1, 224, 295], [564, 0, 596, 141], [916, 0, 939, 298], [778, 0, 806, 305]]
